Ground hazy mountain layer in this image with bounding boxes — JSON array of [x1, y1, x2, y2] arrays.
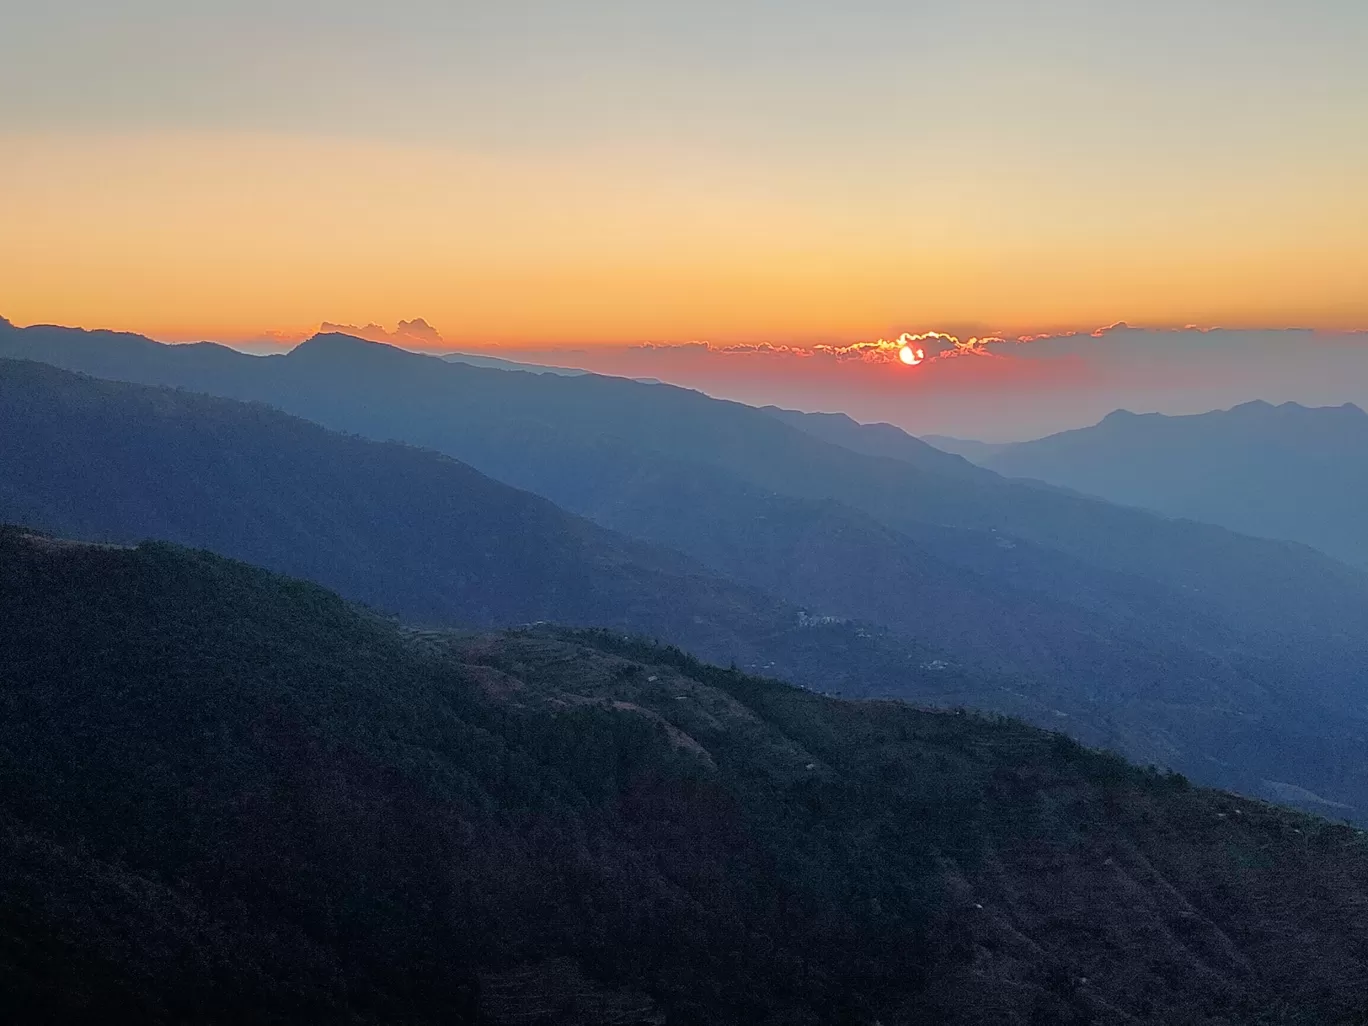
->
[[0, 358, 985, 704], [8, 322, 1364, 651], [6, 324, 1368, 815], [761, 406, 995, 481], [921, 433, 1012, 463], [946, 402, 1368, 570]]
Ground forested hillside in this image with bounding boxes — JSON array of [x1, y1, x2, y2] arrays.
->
[[3, 529, 1368, 1024]]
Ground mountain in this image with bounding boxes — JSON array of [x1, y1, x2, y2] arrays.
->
[[5, 528, 1368, 1024], [922, 434, 1012, 463], [951, 402, 1368, 570], [441, 351, 588, 376], [8, 323, 1366, 652], [0, 360, 1159, 708], [7, 323, 1368, 816], [760, 406, 995, 481], [0, 358, 982, 702]]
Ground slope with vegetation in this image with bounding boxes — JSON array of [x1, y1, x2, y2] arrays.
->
[[3, 529, 1368, 1024]]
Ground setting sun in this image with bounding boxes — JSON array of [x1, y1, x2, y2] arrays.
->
[[899, 344, 925, 366]]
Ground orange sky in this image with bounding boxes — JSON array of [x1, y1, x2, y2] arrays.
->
[[3, 131, 1364, 345], [3, 4, 1366, 344]]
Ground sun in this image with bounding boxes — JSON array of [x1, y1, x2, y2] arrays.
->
[[899, 344, 924, 366]]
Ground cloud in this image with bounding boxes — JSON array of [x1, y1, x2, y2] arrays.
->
[[626, 331, 1014, 365], [618, 322, 1368, 379], [319, 318, 445, 348]]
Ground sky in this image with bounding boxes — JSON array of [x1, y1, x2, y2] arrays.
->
[[2, 1, 1366, 435]]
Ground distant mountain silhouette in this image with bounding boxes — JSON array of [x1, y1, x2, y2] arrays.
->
[[6, 324, 1363, 645], [7, 322, 1368, 814], [440, 350, 588, 375], [6, 528, 1368, 1024], [0, 358, 969, 700], [922, 433, 1012, 462], [957, 401, 1368, 569], [760, 406, 993, 481]]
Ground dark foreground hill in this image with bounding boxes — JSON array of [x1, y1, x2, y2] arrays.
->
[[947, 402, 1368, 571], [3, 529, 1368, 1025]]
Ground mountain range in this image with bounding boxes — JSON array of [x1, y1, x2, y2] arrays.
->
[[927, 402, 1368, 570], [4, 321, 1368, 818], [5, 528, 1368, 1025], [0, 357, 975, 703]]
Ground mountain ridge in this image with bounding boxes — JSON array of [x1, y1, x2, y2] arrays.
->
[[0, 356, 984, 705], [957, 400, 1368, 569]]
